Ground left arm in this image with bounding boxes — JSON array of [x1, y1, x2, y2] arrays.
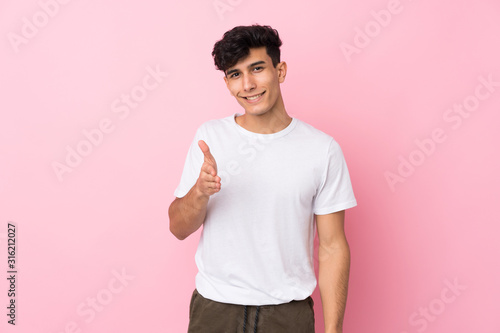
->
[[316, 210, 350, 333]]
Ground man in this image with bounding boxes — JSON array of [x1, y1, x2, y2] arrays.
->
[[169, 24, 357, 333]]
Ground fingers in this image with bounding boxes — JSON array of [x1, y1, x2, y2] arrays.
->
[[201, 161, 217, 177], [197, 141, 222, 196], [197, 155, 221, 197], [198, 140, 218, 175], [200, 163, 220, 182], [198, 140, 215, 162], [197, 167, 221, 196]]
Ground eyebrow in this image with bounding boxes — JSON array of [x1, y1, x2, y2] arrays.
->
[[225, 60, 266, 77]]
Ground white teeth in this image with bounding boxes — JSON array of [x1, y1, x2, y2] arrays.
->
[[246, 93, 263, 100]]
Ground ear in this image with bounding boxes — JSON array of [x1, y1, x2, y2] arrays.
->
[[277, 61, 287, 83]]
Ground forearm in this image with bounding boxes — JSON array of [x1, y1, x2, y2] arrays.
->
[[168, 180, 209, 240], [318, 241, 351, 333]]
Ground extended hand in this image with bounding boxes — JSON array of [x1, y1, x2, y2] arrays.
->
[[196, 140, 221, 197]]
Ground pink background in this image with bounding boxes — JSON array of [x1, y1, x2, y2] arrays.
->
[[1, 0, 499, 332]]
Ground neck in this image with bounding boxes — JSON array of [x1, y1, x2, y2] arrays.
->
[[236, 98, 292, 134]]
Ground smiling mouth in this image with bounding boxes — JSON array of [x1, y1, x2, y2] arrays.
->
[[243, 91, 265, 100]]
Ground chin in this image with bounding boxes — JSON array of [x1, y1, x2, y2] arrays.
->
[[244, 107, 269, 116]]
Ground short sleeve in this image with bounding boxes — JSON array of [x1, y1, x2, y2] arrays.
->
[[173, 126, 204, 198], [313, 138, 357, 215]]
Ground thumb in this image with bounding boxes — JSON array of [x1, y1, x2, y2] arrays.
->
[[198, 140, 217, 165]]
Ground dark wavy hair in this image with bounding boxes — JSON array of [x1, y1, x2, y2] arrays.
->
[[212, 24, 283, 74]]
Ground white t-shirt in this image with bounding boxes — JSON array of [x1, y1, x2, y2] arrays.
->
[[174, 112, 357, 306]]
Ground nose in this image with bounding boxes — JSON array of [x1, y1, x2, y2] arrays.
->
[[242, 73, 256, 92]]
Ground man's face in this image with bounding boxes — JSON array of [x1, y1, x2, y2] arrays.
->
[[223, 46, 286, 117]]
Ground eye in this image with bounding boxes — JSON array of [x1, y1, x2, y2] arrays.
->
[[253, 66, 263, 71], [230, 72, 239, 78]]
